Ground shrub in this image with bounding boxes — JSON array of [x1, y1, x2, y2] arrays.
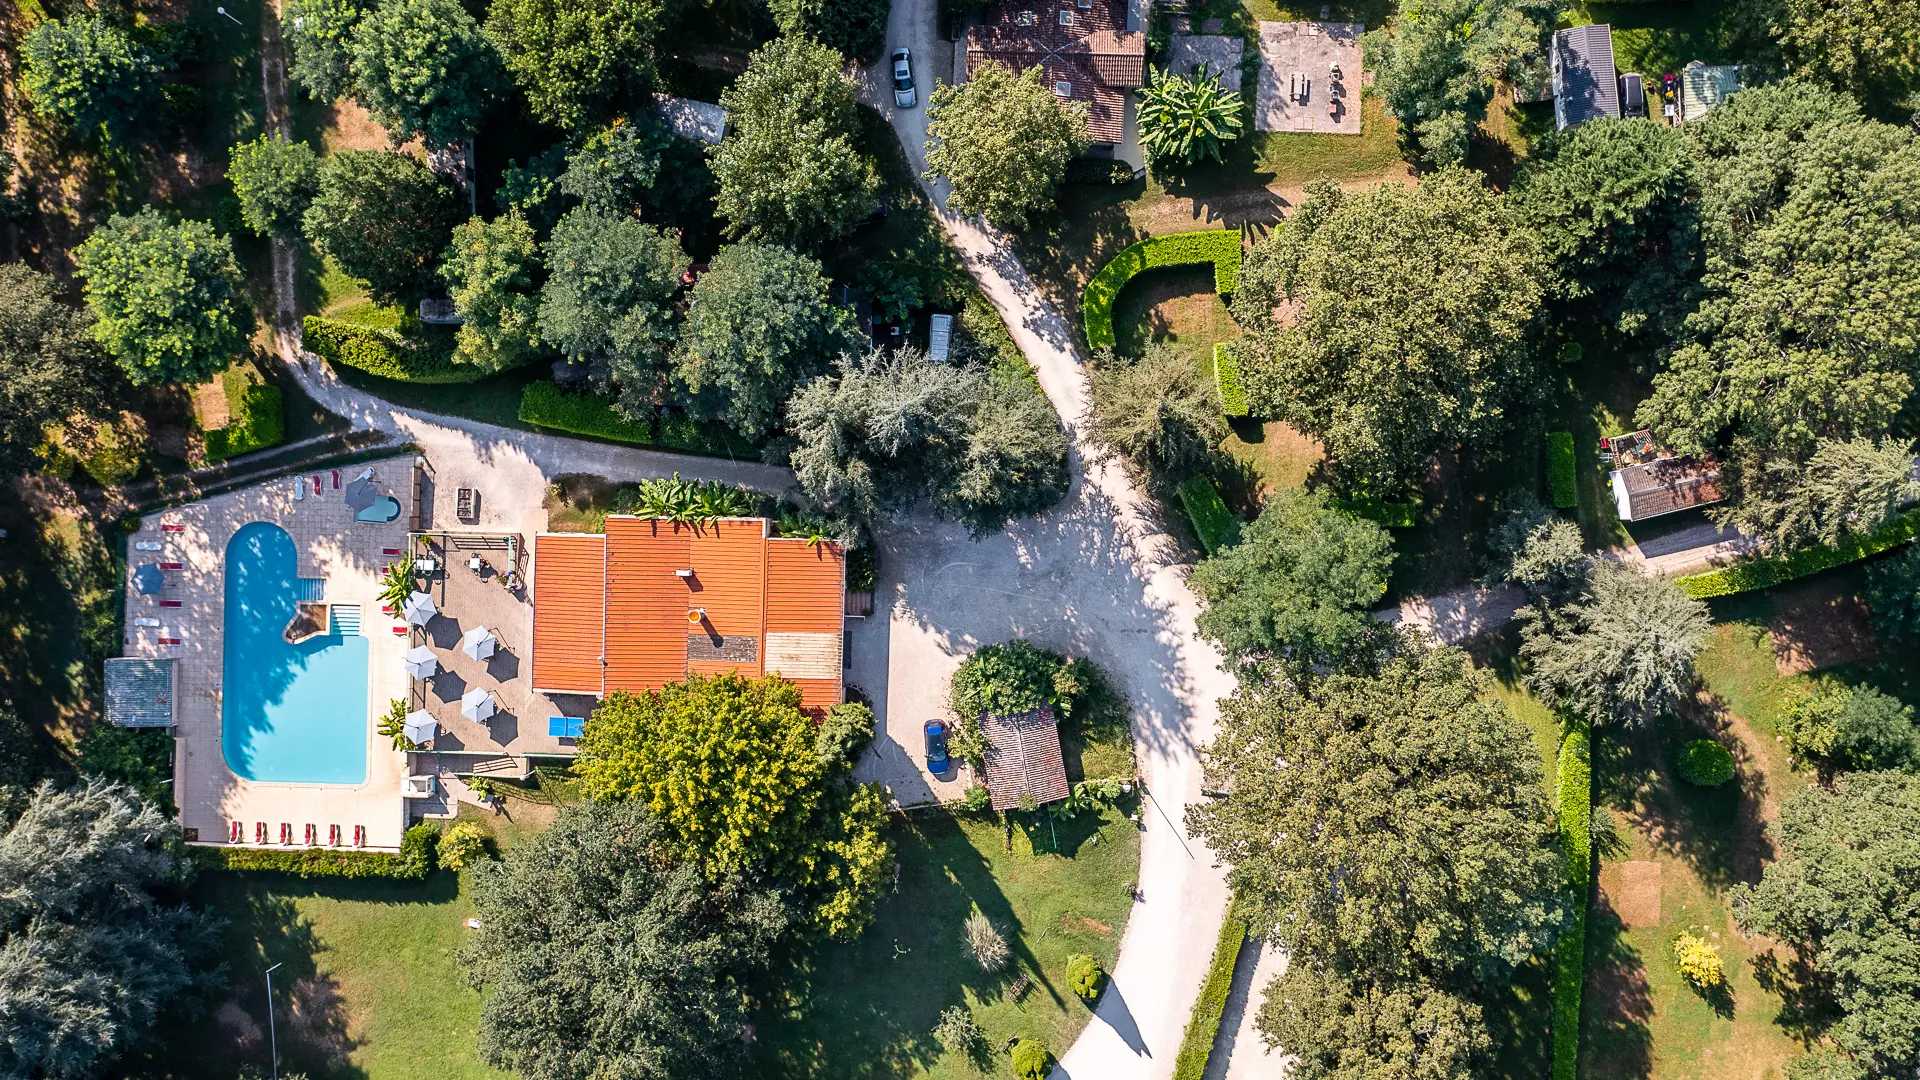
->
[[76, 725, 173, 810], [652, 411, 758, 457], [1865, 544, 1920, 641], [1331, 495, 1418, 528], [302, 315, 475, 383], [1547, 430, 1578, 510], [1550, 717, 1591, 1080], [816, 701, 876, 769], [931, 1005, 984, 1056], [437, 820, 490, 870], [519, 381, 653, 442], [1672, 930, 1725, 989], [1677, 739, 1735, 787], [1213, 342, 1248, 417], [1677, 508, 1920, 598], [193, 823, 439, 880], [1082, 230, 1243, 349], [951, 640, 1059, 721], [616, 473, 758, 522], [399, 822, 439, 874], [1066, 157, 1139, 185], [1172, 905, 1246, 1080], [1557, 341, 1583, 364], [960, 783, 992, 813], [963, 910, 1010, 971], [1176, 475, 1240, 554], [204, 377, 285, 463], [1066, 953, 1103, 1000], [1010, 1038, 1052, 1080]]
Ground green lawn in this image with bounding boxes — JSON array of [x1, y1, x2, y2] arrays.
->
[[752, 802, 1142, 1080]]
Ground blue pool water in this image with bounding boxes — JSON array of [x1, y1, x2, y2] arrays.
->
[[221, 521, 369, 784]]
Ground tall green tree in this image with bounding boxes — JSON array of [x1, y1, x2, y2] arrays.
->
[[227, 135, 322, 240], [1520, 560, 1710, 726], [770, 0, 890, 61], [1716, 437, 1920, 552], [712, 36, 879, 250], [1233, 171, 1547, 495], [1732, 772, 1920, 1077], [1187, 487, 1395, 670], [1511, 118, 1700, 347], [459, 799, 789, 1080], [1866, 545, 1920, 643], [484, 0, 666, 133], [0, 265, 109, 475], [75, 209, 251, 387], [440, 211, 545, 372], [1086, 342, 1226, 481], [935, 371, 1071, 534], [1362, 0, 1558, 165], [675, 243, 861, 440], [21, 15, 167, 144], [1641, 82, 1920, 456], [924, 62, 1090, 231], [1772, 0, 1920, 111], [1187, 644, 1563, 1077], [577, 675, 891, 940], [283, 0, 368, 100], [1136, 64, 1245, 166], [303, 150, 464, 303], [0, 781, 221, 1080], [536, 207, 686, 410], [350, 0, 502, 146]]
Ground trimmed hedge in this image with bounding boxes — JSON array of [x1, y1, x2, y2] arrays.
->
[[1333, 496, 1417, 529], [519, 382, 653, 442], [302, 315, 480, 384], [1082, 230, 1243, 349], [1173, 902, 1248, 1080], [1547, 431, 1578, 510], [1213, 342, 1248, 417], [1677, 508, 1920, 598], [191, 822, 439, 879], [204, 382, 285, 463], [1177, 475, 1240, 554], [1551, 717, 1592, 1080], [1677, 739, 1735, 787]]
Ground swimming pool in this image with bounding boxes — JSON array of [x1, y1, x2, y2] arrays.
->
[[221, 521, 370, 784]]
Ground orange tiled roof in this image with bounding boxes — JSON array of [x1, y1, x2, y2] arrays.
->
[[531, 517, 847, 711]]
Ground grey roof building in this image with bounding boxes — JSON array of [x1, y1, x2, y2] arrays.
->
[[104, 657, 176, 728], [1552, 24, 1620, 130], [980, 705, 1071, 811]]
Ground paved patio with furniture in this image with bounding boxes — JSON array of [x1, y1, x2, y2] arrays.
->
[[1254, 21, 1363, 133]]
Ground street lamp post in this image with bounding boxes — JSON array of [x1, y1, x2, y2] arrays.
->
[[216, 6, 244, 25], [264, 961, 283, 1080]]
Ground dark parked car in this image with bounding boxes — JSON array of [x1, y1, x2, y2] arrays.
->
[[892, 48, 916, 109], [923, 718, 949, 773]]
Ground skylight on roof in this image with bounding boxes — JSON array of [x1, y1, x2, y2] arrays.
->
[[1054, 80, 1072, 97], [1015, 9, 1036, 24], [1058, 8, 1073, 24]]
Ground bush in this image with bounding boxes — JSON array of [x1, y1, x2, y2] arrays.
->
[[1176, 475, 1240, 554], [1066, 157, 1139, 185], [1066, 953, 1103, 1000], [1010, 1038, 1052, 1080], [1213, 342, 1248, 417], [76, 725, 173, 810], [1677, 509, 1920, 599], [951, 640, 1059, 721], [816, 701, 876, 769], [960, 783, 992, 813], [204, 379, 285, 463], [963, 910, 1010, 971], [519, 382, 653, 442], [193, 823, 439, 880], [437, 820, 490, 870], [1677, 739, 1735, 787], [1331, 495, 1418, 528], [1547, 430, 1578, 510], [1172, 904, 1247, 1080], [1551, 717, 1591, 1080], [1672, 930, 1725, 989], [1082, 230, 1243, 349], [653, 411, 758, 458], [932, 1005, 985, 1056], [1557, 341, 1584, 364], [302, 315, 475, 383], [1865, 544, 1920, 641]]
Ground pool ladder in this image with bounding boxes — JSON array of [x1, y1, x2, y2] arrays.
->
[[293, 577, 327, 602]]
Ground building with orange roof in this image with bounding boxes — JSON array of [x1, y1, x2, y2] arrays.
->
[[531, 517, 847, 711]]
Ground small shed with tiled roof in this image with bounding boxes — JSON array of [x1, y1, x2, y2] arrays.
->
[[980, 705, 1071, 811]]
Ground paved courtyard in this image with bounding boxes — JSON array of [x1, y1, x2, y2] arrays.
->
[[1168, 33, 1245, 82], [1254, 21, 1363, 133]]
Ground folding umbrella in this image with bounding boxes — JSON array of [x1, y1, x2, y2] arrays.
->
[[460, 687, 496, 722], [132, 563, 165, 595], [461, 625, 497, 661], [402, 591, 437, 626], [403, 645, 438, 679], [343, 477, 377, 512]]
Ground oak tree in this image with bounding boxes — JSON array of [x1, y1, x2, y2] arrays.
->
[[75, 209, 251, 386]]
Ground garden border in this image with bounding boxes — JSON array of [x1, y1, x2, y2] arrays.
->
[[1677, 507, 1920, 598], [1551, 715, 1591, 1080], [1172, 900, 1248, 1080], [1081, 230, 1243, 350]]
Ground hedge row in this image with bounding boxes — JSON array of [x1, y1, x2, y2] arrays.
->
[[1213, 343, 1248, 417], [1551, 716, 1592, 1080], [1333, 496, 1417, 529], [1172, 902, 1248, 1080], [1677, 508, 1920, 598], [302, 315, 480, 384], [1082, 230, 1243, 349], [191, 823, 439, 879], [519, 382, 653, 442], [205, 383, 285, 463], [1547, 431, 1578, 510], [1178, 475, 1240, 554]]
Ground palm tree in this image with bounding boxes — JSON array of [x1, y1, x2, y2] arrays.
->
[[377, 698, 417, 751], [1137, 64, 1246, 166], [379, 554, 415, 609]]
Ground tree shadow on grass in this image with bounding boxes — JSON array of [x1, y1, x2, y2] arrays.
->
[[1580, 899, 1653, 1080], [1614, 711, 1772, 893], [1750, 946, 1841, 1045]]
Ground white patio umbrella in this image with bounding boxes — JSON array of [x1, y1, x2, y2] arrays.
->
[[402, 710, 437, 746], [461, 625, 497, 661], [402, 590, 437, 626], [460, 687, 496, 722], [403, 645, 439, 679]]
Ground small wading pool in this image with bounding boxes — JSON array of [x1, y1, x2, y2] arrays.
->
[[221, 521, 369, 784]]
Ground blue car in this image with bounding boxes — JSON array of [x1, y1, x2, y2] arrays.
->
[[923, 719, 950, 773]]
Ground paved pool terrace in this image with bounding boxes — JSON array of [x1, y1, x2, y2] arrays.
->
[[123, 457, 415, 851]]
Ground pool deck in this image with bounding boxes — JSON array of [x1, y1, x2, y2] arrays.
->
[[124, 457, 415, 851]]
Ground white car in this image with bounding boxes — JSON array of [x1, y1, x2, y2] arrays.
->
[[892, 48, 916, 109]]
